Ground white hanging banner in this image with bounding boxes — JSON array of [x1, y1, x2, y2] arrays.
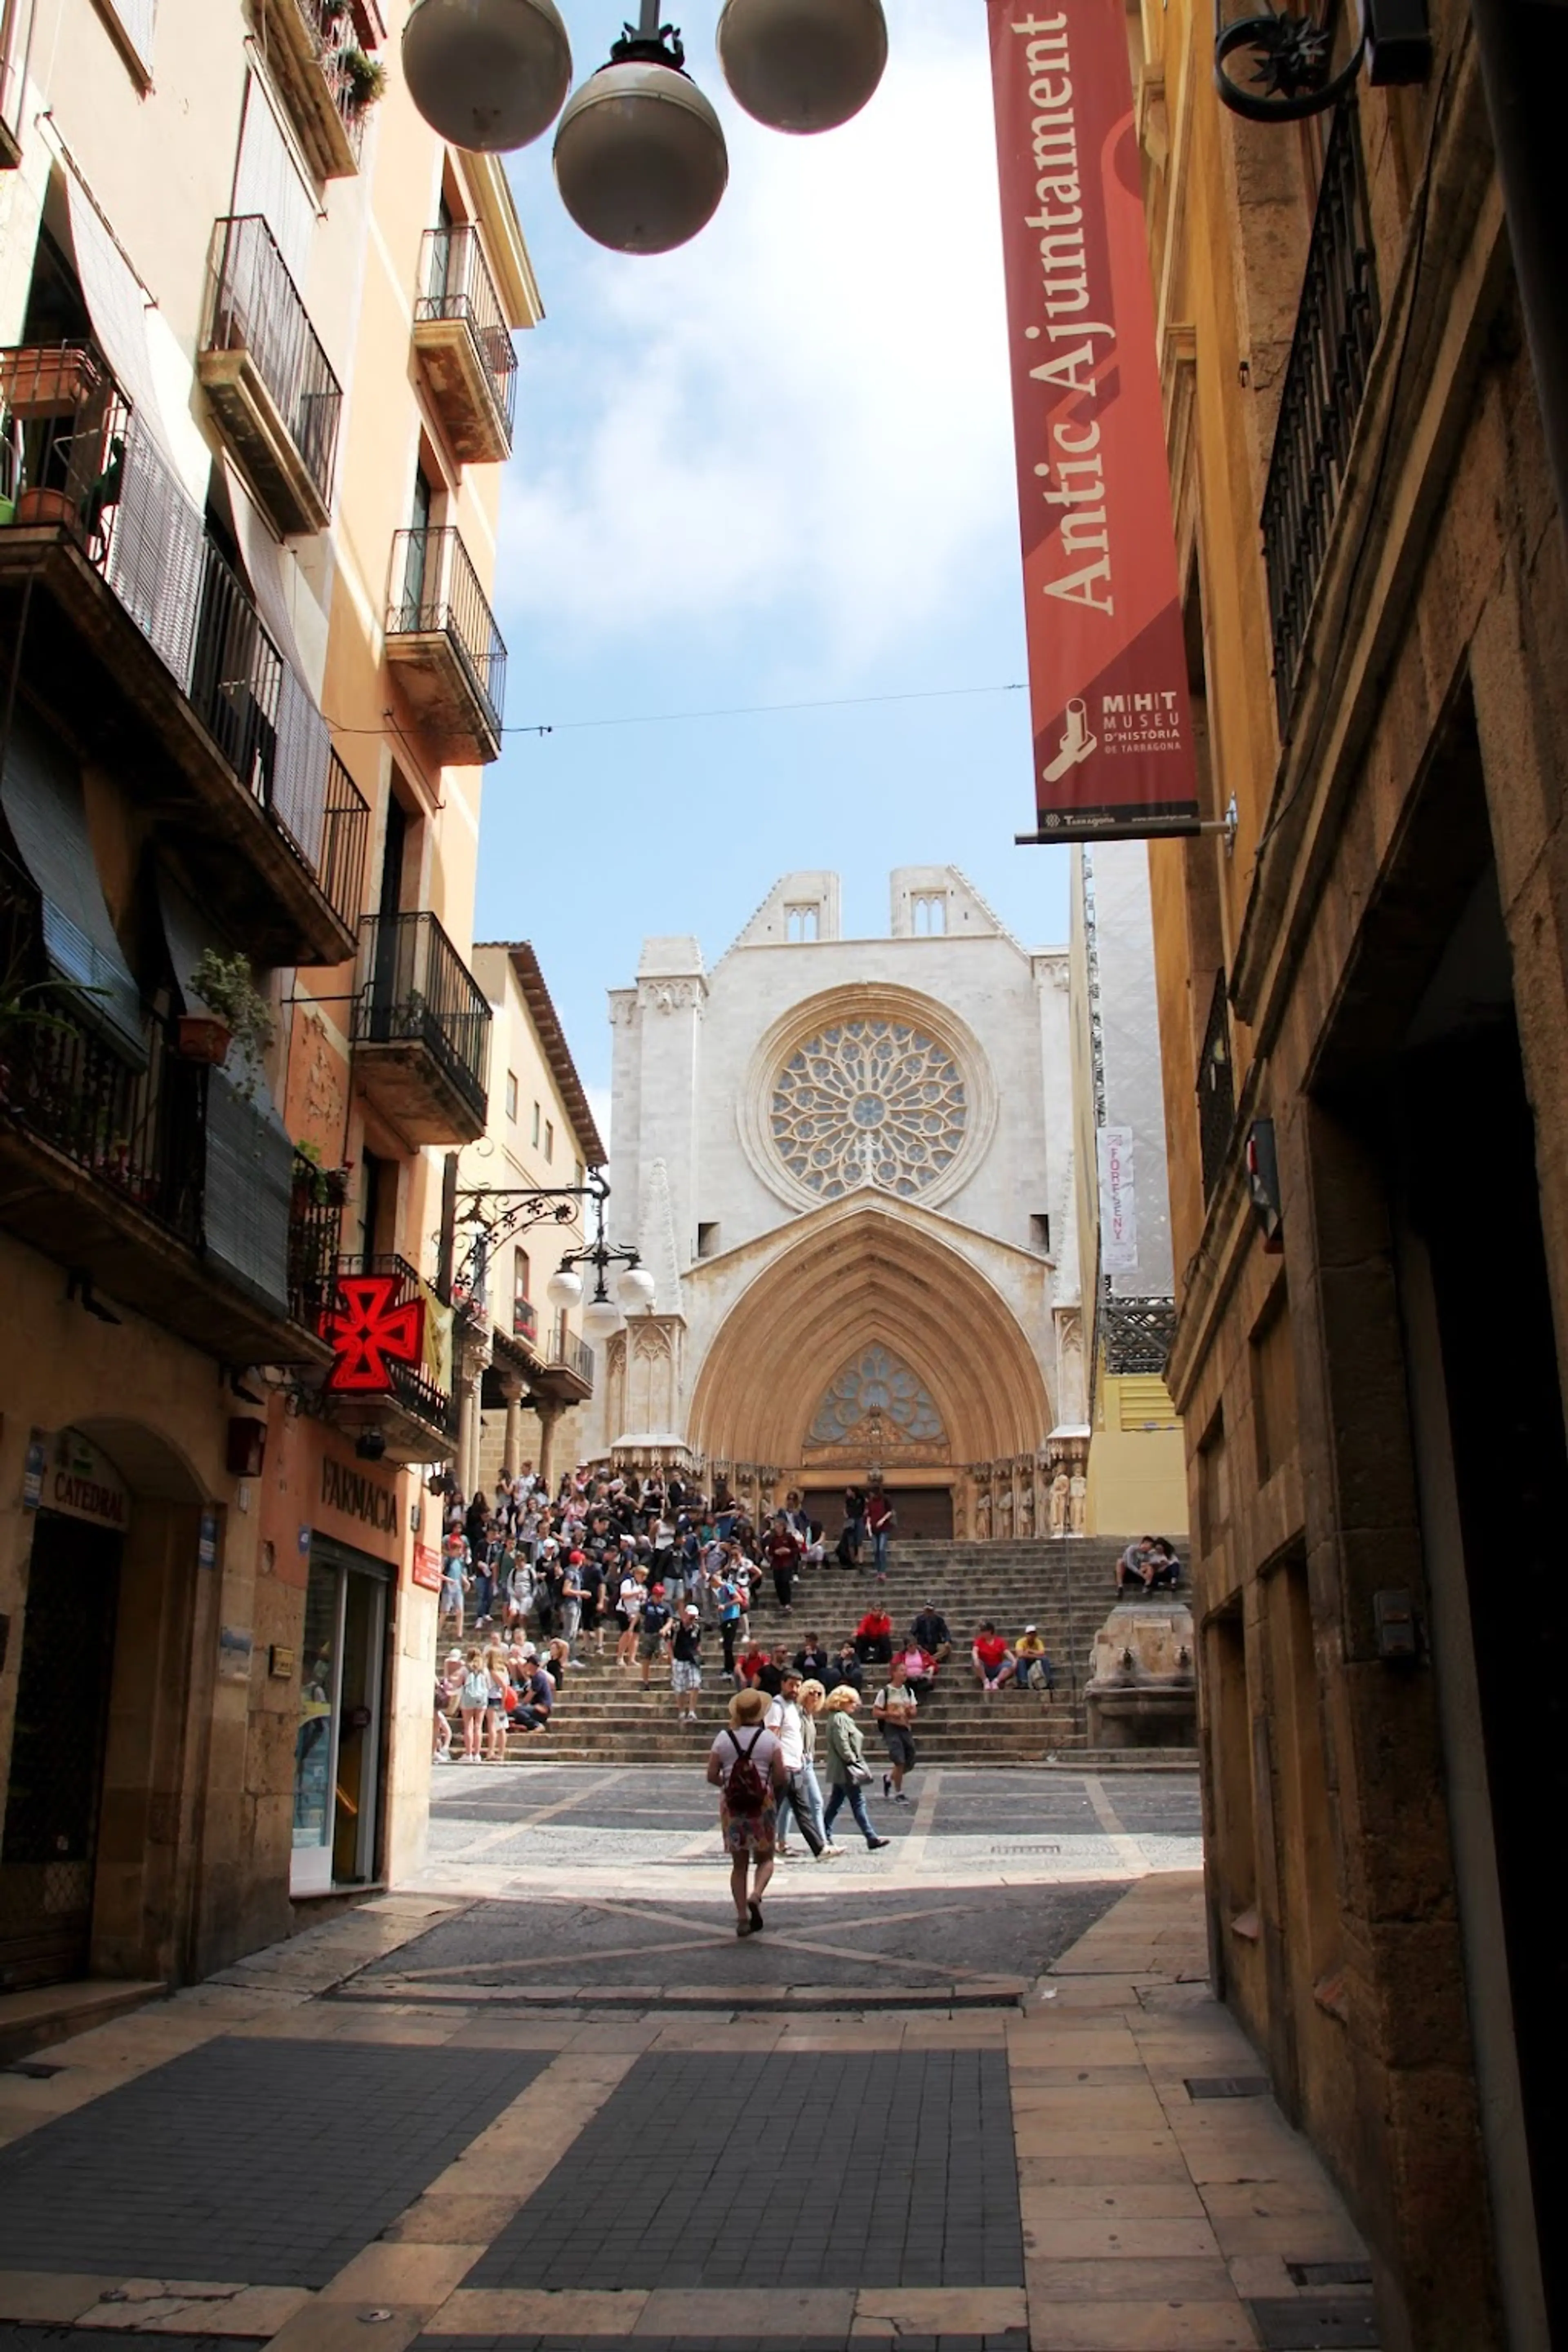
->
[[1098, 1124, 1140, 1274]]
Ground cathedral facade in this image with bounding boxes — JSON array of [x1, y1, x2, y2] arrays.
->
[[583, 867, 1091, 1539]]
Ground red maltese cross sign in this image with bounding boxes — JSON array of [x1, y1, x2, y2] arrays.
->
[[322, 1275, 427, 1394]]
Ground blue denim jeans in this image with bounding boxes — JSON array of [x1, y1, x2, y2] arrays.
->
[[800, 1759, 828, 1846], [871, 1526, 891, 1573], [823, 1780, 877, 1843]]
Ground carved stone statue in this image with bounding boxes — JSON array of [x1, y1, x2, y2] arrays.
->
[[1049, 1467, 1070, 1537], [998, 1483, 1014, 1535], [1068, 1470, 1087, 1537], [1019, 1478, 1035, 1537], [976, 1485, 992, 1540]]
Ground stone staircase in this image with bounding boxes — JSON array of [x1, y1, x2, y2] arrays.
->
[[481, 1538, 1170, 1767]]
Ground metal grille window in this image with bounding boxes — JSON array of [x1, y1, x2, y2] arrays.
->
[[1260, 100, 1380, 725], [1198, 967, 1237, 1202]]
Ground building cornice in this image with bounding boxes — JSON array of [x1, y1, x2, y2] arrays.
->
[[475, 940, 607, 1165]]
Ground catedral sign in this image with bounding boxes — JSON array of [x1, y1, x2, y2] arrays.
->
[[988, 2, 1200, 839]]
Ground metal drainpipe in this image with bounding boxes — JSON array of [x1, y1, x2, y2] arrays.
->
[[1469, 0, 1568, 547]]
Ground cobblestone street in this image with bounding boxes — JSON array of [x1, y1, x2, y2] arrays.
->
[[0, 1770, 1375, 2351]]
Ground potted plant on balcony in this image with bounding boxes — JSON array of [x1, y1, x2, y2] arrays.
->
[[179, 950, 275, 1096], [341, 46, 387, 108], [293, 1138, 353, 1206]]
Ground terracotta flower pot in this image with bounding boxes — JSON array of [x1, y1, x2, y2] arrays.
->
[[176, 1013, 233, 1066], [14, 487, 76, 528]]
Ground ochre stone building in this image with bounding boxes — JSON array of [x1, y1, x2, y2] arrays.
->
[[1135, 0, 1568, 2333]]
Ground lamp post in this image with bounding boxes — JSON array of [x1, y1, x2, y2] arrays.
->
[[441, 1158, 655, 1336], [401, 0, 889, 252]]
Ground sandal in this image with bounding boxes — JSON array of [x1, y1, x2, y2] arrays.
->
[[748, 1898, 764, 1934], [735, 1918, 754, 1937]]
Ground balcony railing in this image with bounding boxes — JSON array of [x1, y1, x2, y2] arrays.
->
[[1198, 966, 1237, 1204], [288, 1152, 347, 1329], [512, 1293, 539, 1345], [0, 866, 321, 1348], [1260, 100, 1380, 727], [205, 214, 343, 515], [415, 224, 518, 450], [387, 525, 506, 744], [0, 343, 360, 949], [334, 1250, 454, 1434], [354, 909, 491, 1127], [547, 1323, 595, 1391], [286, 0, 374, 175]]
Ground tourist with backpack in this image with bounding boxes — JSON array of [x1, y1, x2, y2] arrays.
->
[[706, 1686, 786, 1936]]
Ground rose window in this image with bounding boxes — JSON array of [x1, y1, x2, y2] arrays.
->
[[769, 1019, 969, 1200]]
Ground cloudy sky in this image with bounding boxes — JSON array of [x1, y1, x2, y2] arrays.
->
[[479, 0, 1073, 1124]]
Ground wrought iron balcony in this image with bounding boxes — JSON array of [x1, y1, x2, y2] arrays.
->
[[529, 1314, 595, 1404], [413, 225, 518, 466], [385, 525, 507, 762], [0, 343, 364, 964], [1198, 966, 1237, 1204], [0, 866, 333, 1366], [512, 1292, 539, 1345], [1260, 102, 1380, 727], [325, 1250, 456, 1457], [200, 216, 343, 534], [352, 909, 491, 1144], [267, 0, 379, 181]]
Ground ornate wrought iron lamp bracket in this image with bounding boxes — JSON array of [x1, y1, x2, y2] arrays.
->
[[1214, 0, 1428, 121]]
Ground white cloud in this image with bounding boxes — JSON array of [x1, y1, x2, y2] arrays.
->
[[499, 4, 1014, 670]]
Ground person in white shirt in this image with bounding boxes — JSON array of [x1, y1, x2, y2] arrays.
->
[[873, 1659, 919, 1800], [763, 1667, 831, 1859], [707, 1688, 787, 1936]]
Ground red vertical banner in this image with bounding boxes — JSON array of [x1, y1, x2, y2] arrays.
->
[[988, 1, 1200, 840]]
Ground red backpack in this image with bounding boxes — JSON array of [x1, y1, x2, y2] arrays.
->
[[725, 1727, 769, 1814]]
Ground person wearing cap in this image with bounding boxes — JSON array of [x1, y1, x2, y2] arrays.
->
[[668, 1603, 704, 1724], [764, 1667, 829, 1858], [638, 1580, 674, 1686], [1014, 1625, 1056, 1692]]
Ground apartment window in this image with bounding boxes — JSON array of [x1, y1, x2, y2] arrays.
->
[[515, 1248, 530, 1299], [512, 1250, 536, 1341], [1197, 1407, 1231, 1552], [504, 1069, 518, 1122], [1250, 1277, 1299, 1484], [544, 1118, 555, 1162], [531, 1102, 541, 1147], [913, 892, 947, 936], [785, 904, 818, 943]]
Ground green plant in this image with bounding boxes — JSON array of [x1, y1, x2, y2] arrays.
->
[[341, 46, 386, 106], [189, 951, 274, 1098]]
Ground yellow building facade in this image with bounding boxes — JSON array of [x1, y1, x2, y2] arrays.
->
[[1136, 0, 1568, 2332], [0, 0, 532, 1983]]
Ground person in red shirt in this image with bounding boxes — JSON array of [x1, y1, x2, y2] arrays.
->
[[971, 1620, 1016, 1693], [864, 1484, 896, 1579], [854, 1608, 894, 1666], [736, 1641, 771, 1687]]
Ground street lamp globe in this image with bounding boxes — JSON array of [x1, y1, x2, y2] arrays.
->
[[715, 0, 887, 132], [554, 59, 729, 254], [581, 1294, 624, 1343], [402, 0, 572, 151], [616, 1263, 658, 1312], [546, 1265, 583, 1310]]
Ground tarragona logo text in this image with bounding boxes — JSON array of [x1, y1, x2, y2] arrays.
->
[[1011, 11, 1116, 615], [1102, 692, 1183, 754]]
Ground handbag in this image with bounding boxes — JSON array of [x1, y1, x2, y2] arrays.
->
[[847, 1760, 873, 1786]]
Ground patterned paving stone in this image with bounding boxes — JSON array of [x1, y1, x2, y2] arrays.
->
[[465, 2052, 1022, 2293], [0, 2041, 550, 2289]]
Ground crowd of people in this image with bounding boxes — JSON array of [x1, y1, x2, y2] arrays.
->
[[430, 1461, 1069, 1776]]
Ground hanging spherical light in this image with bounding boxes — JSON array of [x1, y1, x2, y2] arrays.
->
[[546, 1265, 583, 1311], [554, 56, 728, 254], [616, 1262, 658, 1312], [402, 0, 572, 152], [580, 1293, 624, 1343], [715, 0, 887, 134]]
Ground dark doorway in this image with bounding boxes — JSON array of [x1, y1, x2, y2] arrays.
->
[[0, 1513, 122, 1990], [1402, 983, 1568, 2342], [802, 1487, 954, 1541]]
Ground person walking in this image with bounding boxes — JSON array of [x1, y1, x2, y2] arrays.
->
[[707, 1688, 787, 1936], [821, 1687, 891, 1849], [797, 1677, 839, 1855], [764, 1510, 804, 1615], [865, 1484, 896, 1580], [873, 1657, 919, 1800], [764, 1666, 829, 1860]]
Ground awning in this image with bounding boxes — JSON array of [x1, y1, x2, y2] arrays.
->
[[0, 708, 147, 1065], [63, 170, 211, 505]]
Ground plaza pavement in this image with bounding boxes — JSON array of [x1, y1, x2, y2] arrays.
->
[[0, 1767, 1375, 2351]]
